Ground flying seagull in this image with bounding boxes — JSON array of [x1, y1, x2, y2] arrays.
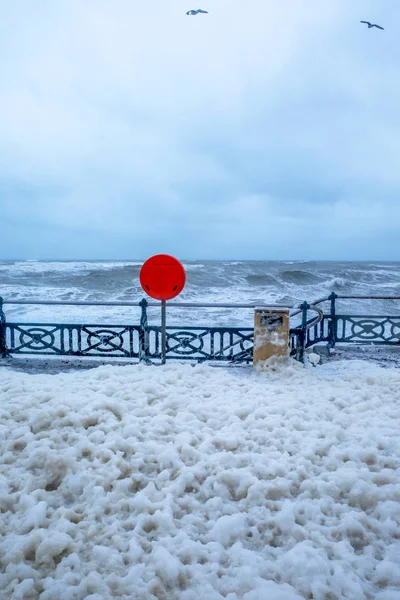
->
[[360, 21, 384, 30], [186, 9, 208, 15]]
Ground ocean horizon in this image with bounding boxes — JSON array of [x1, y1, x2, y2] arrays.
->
[[1, 259, 400, 326]]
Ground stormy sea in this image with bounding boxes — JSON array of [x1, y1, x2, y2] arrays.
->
[[1, 260, 399, 327]]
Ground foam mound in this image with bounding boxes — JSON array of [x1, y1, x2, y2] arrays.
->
[[0, 361, 399, 599]]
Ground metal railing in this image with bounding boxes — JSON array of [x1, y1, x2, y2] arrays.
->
[[0, 297, 276, 364], [290, 293, 400, 361], [1, 293, 399, 365]]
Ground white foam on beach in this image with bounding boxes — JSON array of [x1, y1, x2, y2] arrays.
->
[[0, 360, 399, 599]]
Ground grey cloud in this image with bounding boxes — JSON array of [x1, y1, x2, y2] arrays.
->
[[0, 0, 399, 259]]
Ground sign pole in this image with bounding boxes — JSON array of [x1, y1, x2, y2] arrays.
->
[[139, 255, 186, 366], [161, 299, 166, 364]]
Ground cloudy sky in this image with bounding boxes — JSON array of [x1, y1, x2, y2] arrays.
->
[[0, 0, 399, 260]]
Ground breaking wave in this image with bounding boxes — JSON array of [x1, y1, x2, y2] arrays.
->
[[1, 260, 400, 324]]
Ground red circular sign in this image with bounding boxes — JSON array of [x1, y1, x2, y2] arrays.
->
[[140, 254, 186, 301]]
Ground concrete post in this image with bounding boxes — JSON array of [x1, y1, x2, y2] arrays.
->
[[253, 307, 290, 366]]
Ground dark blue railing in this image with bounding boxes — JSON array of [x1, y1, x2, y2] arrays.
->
[[291, 293, 400, 361], [0, 297, 257, 364], [1, 294, 399, 364]]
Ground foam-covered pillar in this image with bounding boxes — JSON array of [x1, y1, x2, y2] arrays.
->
[[253, 307, 290, 365]]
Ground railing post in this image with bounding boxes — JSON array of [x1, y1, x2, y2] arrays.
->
[[328, 292, 337, 349], [0, 297, 9, 358], [139, 298, 150, 363], [299, 301, 310, 363]]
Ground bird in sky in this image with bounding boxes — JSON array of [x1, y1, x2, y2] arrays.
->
[[186, 9, 208, 15], [360, 21, 384, 30]]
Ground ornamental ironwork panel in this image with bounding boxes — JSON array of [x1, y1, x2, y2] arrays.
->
[[3, 305, 400, 366], [289, 316, 331, 361], [145, 326, 254, 362], [5, 323, 141, 357], [3, 323, 254, 363], [335, 315, 400, 344], [306, 316, 331, 346], [289, 329, 302, 361]]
